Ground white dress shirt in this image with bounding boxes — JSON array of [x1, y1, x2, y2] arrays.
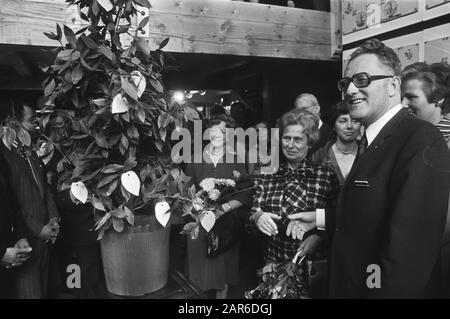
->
[[365, 103, 403, 146]]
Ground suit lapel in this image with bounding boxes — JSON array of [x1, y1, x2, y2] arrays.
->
[[14, 148, 45, 199], [344, 108, 410, 186]]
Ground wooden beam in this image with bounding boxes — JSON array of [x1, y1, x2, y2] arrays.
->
[[141, 0, 333, 60], [330, 0, 342, 59], [0, 0, 88, 46], [0, 0, 333, 60]]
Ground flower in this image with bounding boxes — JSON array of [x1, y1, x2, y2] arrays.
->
[[232, 170, 241, 179], [200, 178, 215, 192], [208, 189, 220, 201], [192, 197, 204, 211]]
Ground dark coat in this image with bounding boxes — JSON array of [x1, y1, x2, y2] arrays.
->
[[309, 122, 336, 157], [330, 108, 450, 298], [0, 144, 58, 238]]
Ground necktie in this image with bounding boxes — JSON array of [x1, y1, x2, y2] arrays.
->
[[356, 133, 368, 161]]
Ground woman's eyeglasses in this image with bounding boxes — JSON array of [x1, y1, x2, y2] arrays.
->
[[338, 72, 394, 92]]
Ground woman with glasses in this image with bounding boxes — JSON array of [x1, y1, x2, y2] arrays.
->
[[311, 101, 362, 186], [250, 109, 339, 297]]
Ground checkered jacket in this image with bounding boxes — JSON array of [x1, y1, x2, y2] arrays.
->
[[250, 160, 340, 262]]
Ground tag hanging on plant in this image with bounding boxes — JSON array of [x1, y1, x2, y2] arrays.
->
[[121, 171, 140, 196], [200, 210, 216, 232], [131, 70, 146, 98], [155, 201, 171, 227], [70, 181, 88, 204], [97, 0, 114, 11], [111, 93, 129, 114]]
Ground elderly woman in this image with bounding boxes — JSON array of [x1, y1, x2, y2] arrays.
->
[[311, 101, 362, 186], [185, 113, 252, 299], [250, 109, 340, 264]]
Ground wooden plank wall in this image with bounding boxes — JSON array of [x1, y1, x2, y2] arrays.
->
[[140, 0, 333, 60], [0, 0, 333, 60], [0, 0, 88, 46]]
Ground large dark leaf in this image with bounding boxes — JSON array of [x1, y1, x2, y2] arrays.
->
[[159, 37, 170, 50], [56, 24, 62, 41], [120, 134, 129, 150], [97, 174, 118, 188], [56, 49, 73, 62], [102, 164, 123, 173], [63, 25, 77, 49], [98, 45, 115, 63], [44, 79, 56, 97], [134, 0, 151, 9], [105, 180, 118, 196], [80, 34, 98, 50], [136, 108, 146, 123], [149, 78, 164, 93], [44, 32, 59, 41], [121, 77, 138, 101], [138, 17, 149, 30], [71, 64, 83, 84]]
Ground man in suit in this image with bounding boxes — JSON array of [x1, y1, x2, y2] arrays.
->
[[1, 102, 60, 298], [0, 155, 32, 298], [294, 93, 335, 155], [289, 39, 450, 298]]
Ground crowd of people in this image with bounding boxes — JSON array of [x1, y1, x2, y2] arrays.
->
[[2, 38, 450, 299]]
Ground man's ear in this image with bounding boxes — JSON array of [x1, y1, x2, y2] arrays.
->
[[388, 76, 401, 97]]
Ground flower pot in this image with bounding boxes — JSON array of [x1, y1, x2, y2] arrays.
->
[[100, 215, 171, 296]]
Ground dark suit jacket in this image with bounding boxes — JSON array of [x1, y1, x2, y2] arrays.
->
[[309, 122, 335, 156], [330, 108, 450, 298], [0, 144, 58, 239]]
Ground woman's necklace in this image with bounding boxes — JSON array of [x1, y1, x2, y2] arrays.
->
[[335, 143, 357, 155]]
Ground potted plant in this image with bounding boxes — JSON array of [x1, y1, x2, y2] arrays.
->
[[35, 0, 198, 296]]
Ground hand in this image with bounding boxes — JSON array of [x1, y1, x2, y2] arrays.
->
[[286, 220, 306, 240], [287, 211, 317, 233], [39, 223, 58, 242], [14, 238, 32, 258], [48, 217, 60, 243], [1, 247, 30, 268], [296, 234, 322, 259], [256, 212, 281, 236]]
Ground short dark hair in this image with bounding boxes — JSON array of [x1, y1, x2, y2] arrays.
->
[[348, 38, 401, 76], [401, 71, 450, 110], [205, 113, 236, 129], [401, 62, 430, 77], [327, 100, 351, 129], [430, 62, 450, 113], [279, 109, 319, 147]]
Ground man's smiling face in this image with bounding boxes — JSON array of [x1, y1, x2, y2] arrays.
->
[[344, 54, 395, 127]]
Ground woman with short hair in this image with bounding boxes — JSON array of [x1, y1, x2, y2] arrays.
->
[[250, 109, 339, 264], [311, 101, 362, 186], [401, 69, 450, 141]]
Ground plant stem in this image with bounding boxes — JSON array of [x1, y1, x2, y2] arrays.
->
[[39, 133, 73, 166]]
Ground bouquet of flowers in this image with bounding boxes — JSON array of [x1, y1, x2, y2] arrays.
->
[[180, 170, 254, 239], [245, 252, 310, 299]]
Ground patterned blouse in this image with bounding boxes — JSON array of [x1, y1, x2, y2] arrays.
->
[[250, 160, 340, 262], [436, 113, 450, 141]]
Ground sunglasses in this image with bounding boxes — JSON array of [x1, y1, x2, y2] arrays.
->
[[338, 72, 394, 92]]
